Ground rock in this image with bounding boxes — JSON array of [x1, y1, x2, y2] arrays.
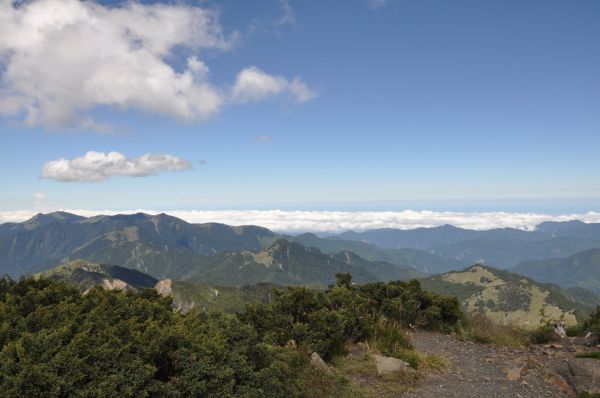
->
[[543, 370, 576, 397], [568, 358, 600, 395], [101, 278, 131, 291], [373, 354, 412, 375], [584, 332, 600, 347], [552, 321, 567, 339], [154, 279, 173, 297], [310, 352, 332, 375], [505, 360, 526, 381]]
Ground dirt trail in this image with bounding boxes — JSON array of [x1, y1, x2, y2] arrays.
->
[[400, 331, 590, 398]]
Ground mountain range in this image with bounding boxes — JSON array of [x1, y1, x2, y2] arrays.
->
[[0, 211, 277, 278], [329, 221, 600, 268], [2, 212, 600, 296]]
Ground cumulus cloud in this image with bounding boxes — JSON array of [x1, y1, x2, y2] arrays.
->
[[2, 209, 600, 233], [42, 151, 192, 182], [231, 67, 316, 104], [0, 0, 315, 130]]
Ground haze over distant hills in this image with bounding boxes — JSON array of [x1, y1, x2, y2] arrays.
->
[[330, 221, 600, 268], [514, 248, 600, 295], [0, 212, 419, 286], [2, 212, 600, 290]]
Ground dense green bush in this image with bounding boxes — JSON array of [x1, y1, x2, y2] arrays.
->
[[242, 274, 463, 360], [0, 274, 463, 396], [0, 277, 301, 397]]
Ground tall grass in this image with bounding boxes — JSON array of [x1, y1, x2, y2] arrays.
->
[[459, 314, 540, 346]]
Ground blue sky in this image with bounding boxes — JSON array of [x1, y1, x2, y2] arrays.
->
[[1, 0, 599, 220]]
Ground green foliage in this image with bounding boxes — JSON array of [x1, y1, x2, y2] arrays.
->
[[582, 306, 600, 335], [574, 352, 600, 360], [0, 274, 464, 396], [0, 277, 301, 397], [241, 278, 462, 360]]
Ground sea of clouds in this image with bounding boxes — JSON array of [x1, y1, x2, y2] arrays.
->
[[1, 209, 600, 233]]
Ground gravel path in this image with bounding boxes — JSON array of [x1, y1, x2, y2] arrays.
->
[[400, 331, 587, 398]]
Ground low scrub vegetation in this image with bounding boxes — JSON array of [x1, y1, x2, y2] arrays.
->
[[0, 274, 462, 396]]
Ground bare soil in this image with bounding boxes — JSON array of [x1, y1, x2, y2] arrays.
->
[[400, 330, 596, 398]]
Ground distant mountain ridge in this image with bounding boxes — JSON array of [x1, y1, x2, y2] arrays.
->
[[1, 212, 420, 287], [3, 212, 600, 286], [293, 232, 467, 274], [330, 222, 600, 268], [514, 248, 600, 294], [0, 212, 278, 278], [183, 239, 421, 287]]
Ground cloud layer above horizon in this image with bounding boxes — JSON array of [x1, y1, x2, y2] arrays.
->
[[0, 0, 315, 130], [42, 151, 192, 182], [1, 209, 600, 233]]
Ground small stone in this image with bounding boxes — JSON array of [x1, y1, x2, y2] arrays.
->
[[310, 352, 332, 375], [543, 370, 576, 397], [373, 354, 412, 376], [506, 360, 526, 381]]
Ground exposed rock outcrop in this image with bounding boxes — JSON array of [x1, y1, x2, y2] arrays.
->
[[155, 279, 173, 297]]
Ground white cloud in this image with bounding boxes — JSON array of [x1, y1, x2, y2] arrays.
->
[[231, 67, 316, 104], [41, 151, 192, 182], [2, 209, 600, 233], [0, 0, 315, 131]]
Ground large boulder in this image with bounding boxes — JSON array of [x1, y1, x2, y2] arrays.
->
[[568, 358, 600, 395], [373, 354, 412, 375]]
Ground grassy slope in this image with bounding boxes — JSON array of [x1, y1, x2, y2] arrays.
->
[[420, 265, 595, 328]]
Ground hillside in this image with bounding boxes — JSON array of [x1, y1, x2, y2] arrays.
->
[[0, 212, 278, 278], [330, 222, 600, 268], [35, 260, 158, 292], [419, 265, 596, 328], [514, 248, 600, 294], [293, 233, 466, 274], [183, 239, 421, 287], [156, 279, 277, 313]]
